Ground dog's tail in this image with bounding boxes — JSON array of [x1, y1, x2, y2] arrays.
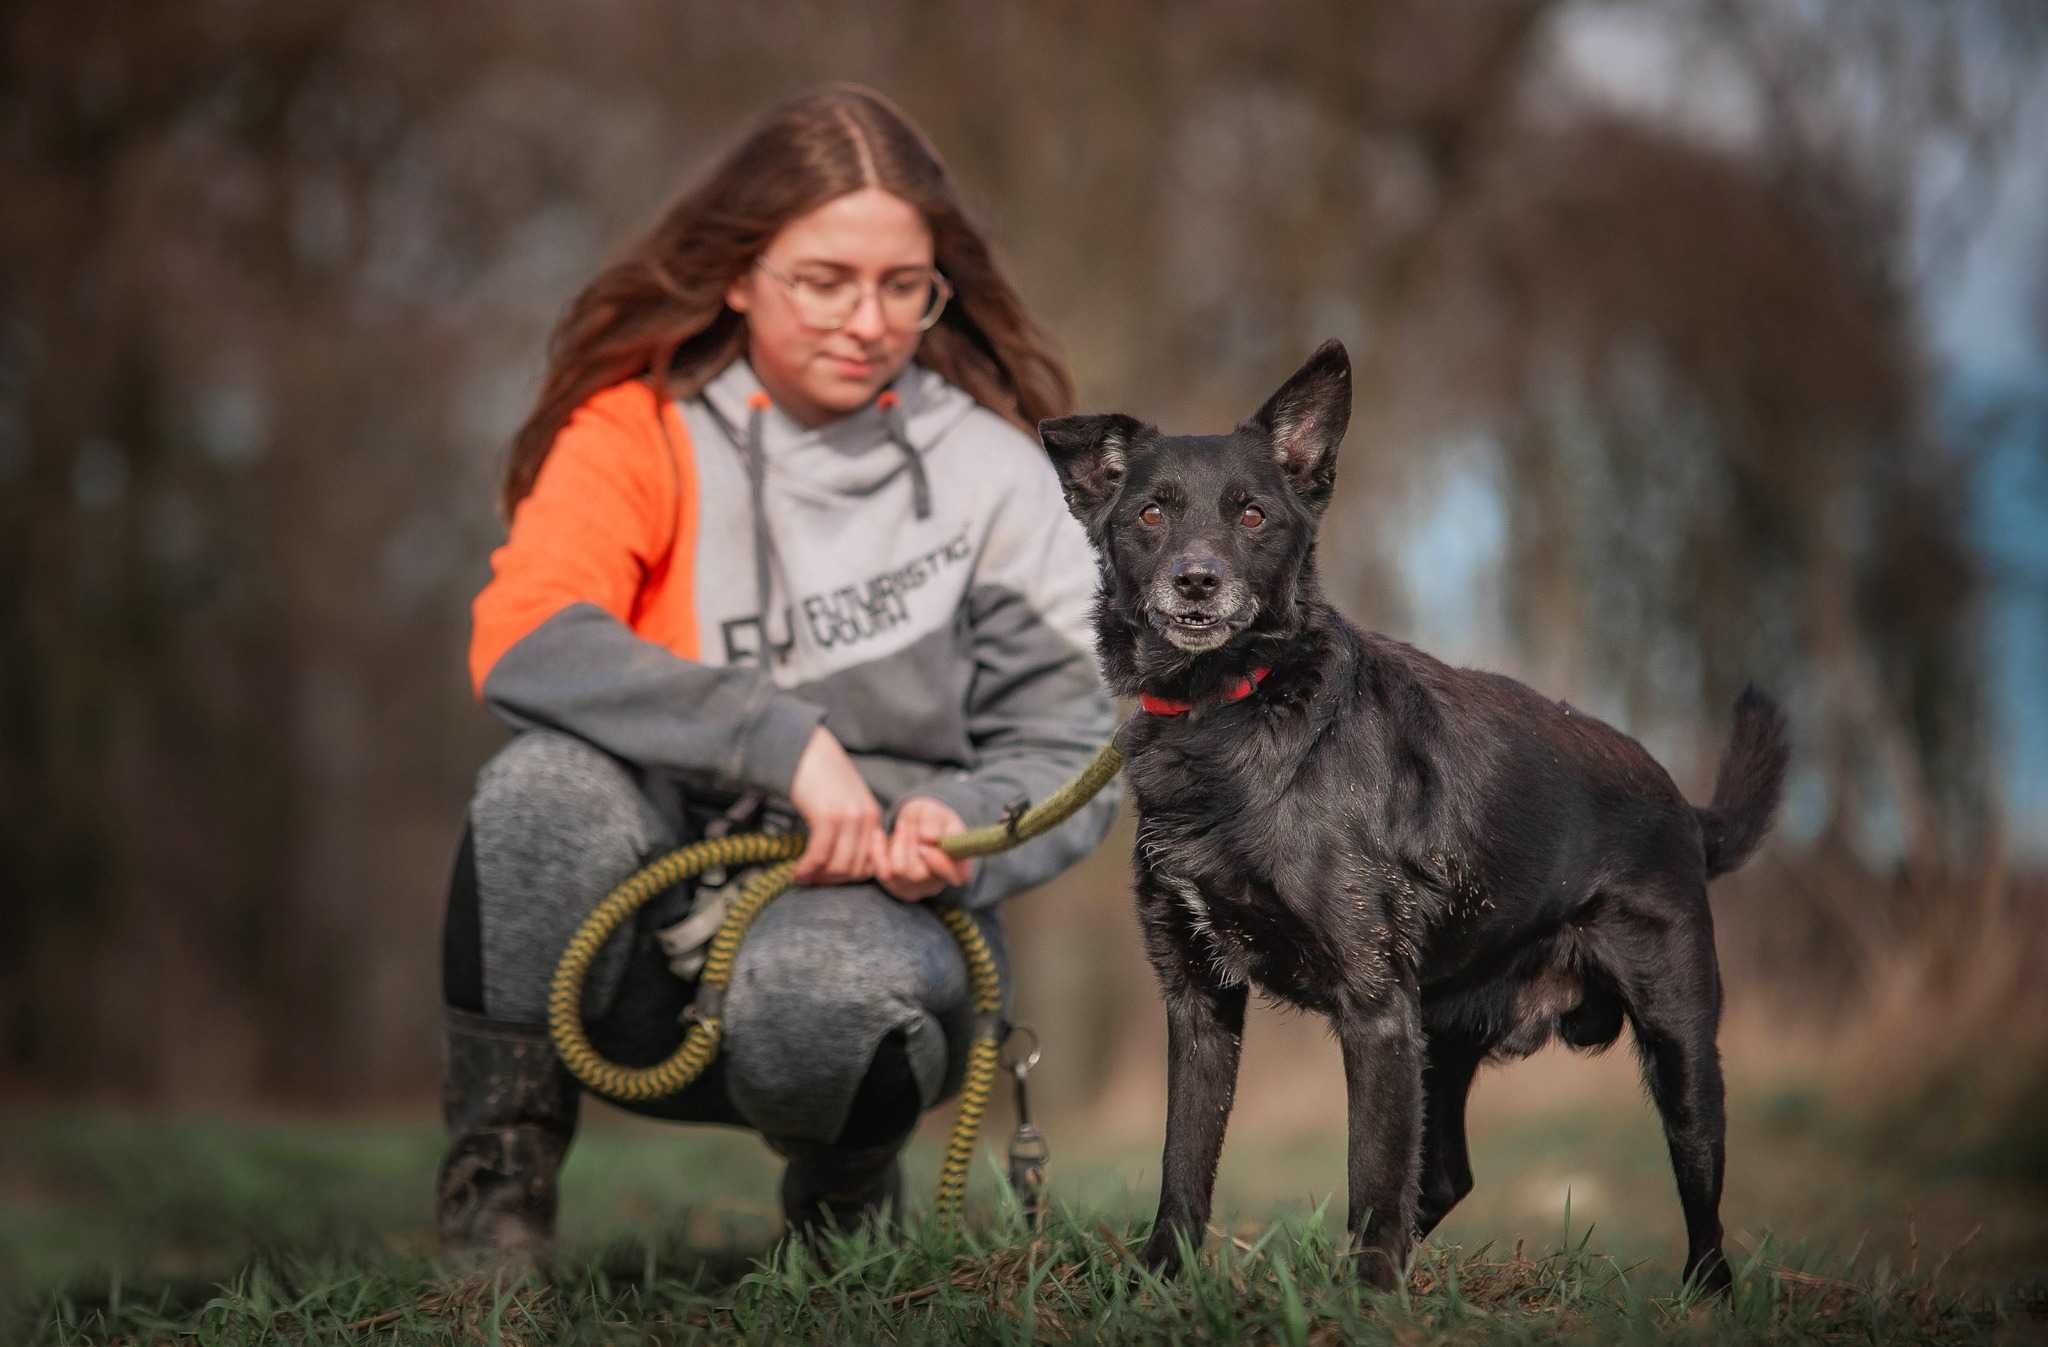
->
[[1694, 684, 1789, 880]]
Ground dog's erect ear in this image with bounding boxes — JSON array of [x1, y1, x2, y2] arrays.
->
[[1244, 339, 1350, 509], [1038, 413, 1149, 522]]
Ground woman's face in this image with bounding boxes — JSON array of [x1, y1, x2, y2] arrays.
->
[[726, 187, 936, 427]]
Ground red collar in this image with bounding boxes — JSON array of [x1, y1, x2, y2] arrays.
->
[[1139, 666, 1272, 717]]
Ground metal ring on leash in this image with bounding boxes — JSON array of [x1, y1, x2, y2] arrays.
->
[[998, 1023, 1042, 1077], [547, 740, 1123, 1225]]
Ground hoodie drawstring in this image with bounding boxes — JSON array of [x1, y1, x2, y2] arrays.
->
[[696, 388, 785, 662], [743, 392, 779, 644], [878, 390, 933, 521], [699, 377, 934, 667]]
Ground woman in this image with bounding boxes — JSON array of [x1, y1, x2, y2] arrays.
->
[[437, 85, 1117, 1263]]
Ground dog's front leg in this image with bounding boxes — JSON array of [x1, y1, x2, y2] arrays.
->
[[1140, 978, 1249, 1277], [1335, 987, 1424, 1290]]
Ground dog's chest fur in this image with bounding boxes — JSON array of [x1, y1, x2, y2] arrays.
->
[[1124, 701, 1441, 1015]]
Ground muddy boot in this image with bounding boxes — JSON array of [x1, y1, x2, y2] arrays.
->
[[774, 1134, 909, 1246], [435, 1008, 580, 1274]]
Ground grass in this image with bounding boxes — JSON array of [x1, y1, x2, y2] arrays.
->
[[13, 1194, 2036, 1346], [5, 1087, 2045, 1345]]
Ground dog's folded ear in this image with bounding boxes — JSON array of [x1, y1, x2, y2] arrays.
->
[[1245, 339, 1351, 511], [1039, 413, 1149, 525]]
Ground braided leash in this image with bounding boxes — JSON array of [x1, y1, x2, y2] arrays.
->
[[547, 741, 1123, 1223]]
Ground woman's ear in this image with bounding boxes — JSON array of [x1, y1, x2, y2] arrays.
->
[[725, 271, 755, 315]]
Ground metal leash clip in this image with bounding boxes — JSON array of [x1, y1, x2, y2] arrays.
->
[[1000, 1023, 1050, 1226], [656, 792, 771, 982]]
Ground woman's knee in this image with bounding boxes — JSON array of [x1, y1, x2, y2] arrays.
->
[[467, 730, 677, 926], [719, 888, 978, 1142], [472, 732, 664, 845], [727, 888, 979, 1033], [466, 731, 676, 1023]]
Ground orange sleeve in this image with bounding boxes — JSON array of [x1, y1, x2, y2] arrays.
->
[[468, 381, 689, 696]]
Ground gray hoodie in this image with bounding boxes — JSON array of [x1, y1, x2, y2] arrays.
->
[[475, 357, 1120, 907]]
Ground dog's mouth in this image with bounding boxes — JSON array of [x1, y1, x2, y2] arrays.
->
[[1149, 602, 1254, 653]]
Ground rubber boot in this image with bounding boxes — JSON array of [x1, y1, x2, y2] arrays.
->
[[773, 1133, 910, 1245], [771, 1026, 925, 1246], [435, 1008, 580, 1273]]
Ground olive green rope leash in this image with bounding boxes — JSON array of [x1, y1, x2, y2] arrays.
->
[[547, 740, 1123, 1225]]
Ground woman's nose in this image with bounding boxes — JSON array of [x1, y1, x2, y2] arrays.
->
[[843, 287, 889, 341]]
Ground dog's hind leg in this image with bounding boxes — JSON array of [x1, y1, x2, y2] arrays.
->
[[1336, 987, 1425, 1290], [1415, 1036, 1482, 1241], [1610, 897, 1731, 1295], [1139, 977, 1250, 1277]]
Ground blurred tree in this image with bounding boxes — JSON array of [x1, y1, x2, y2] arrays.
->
[[1, 0, 2039, 1107]]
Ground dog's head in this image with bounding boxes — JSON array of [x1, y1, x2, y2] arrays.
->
[[1040, 341, 1351, 678]]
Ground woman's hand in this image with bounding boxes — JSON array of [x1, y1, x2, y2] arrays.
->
[[873, 796, 974, 902], [788, 726, 884, 885]]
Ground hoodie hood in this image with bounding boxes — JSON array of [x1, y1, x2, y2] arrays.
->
[[699, 357, 979, 509], [694, 357, 984, 670], [681, 354, 1015, 686]]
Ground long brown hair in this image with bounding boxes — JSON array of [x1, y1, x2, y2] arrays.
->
[[502, 84, 1074, 518]]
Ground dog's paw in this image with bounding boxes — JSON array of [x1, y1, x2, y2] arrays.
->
[[1137, 1231, 1187, 1280], [1340, 1240, 1409, 1293], [1683, 1249, 1734, 1299]]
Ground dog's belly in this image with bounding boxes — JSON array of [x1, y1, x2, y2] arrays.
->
[[1149, 870, 1376, 1015], [1421, 936, 1627, 1059]]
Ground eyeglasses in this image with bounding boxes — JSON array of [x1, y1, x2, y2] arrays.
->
[[752, 258, 953, 333]]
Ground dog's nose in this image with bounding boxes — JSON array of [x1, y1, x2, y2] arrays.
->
[[1171, 557, 1222, 599]]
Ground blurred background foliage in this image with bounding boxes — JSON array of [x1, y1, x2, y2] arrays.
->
[[4, 0, 2046, 1180]]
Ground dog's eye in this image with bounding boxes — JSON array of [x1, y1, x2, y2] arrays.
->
[[1138, 504, 1164, 528], [1239, 505, 1265, 529]]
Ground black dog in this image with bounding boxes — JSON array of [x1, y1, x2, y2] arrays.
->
[[1039, 341, 1787, 1293]]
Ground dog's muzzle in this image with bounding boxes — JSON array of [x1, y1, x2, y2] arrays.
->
[[1147, 579, 1257, 653]]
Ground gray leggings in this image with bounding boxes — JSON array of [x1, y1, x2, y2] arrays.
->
[[459, 730, 1007, 1146]]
